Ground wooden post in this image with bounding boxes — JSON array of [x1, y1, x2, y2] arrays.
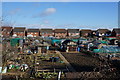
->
[[38, 47, 41, 54]]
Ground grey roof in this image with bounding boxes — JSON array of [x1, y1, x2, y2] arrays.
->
[[40, 28, 53, 33], [68, 29, 79, 33], [97, 29, 109, 33], [80, 29, 92, 33], [54, 29, 67, 33], [27, 29, 39, 32], [13, 27, 26, 32], [112, 28, 120, 34]]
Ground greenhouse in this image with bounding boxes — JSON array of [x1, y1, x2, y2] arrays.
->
[[10, 38, 23, 47], [93, 45, 120, 54]]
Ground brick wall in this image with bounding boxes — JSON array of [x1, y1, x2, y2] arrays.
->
[[27, 32, 39, 37], [2, 32, 11, 37], [13, 32, 25, 37], [55, 33, 67, 38], [68, 33, 79, 37], [41, 33, 54, 37]]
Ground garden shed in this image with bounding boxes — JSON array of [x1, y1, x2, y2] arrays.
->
[[10, 38, 23, 47]]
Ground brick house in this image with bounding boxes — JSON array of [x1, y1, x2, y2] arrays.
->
[[111, 28, 120, 37], [1, 26, 13, 37], [96, 29, 110, 37], [80, 29, 92, 37], [67, 29, 80, 37], [40, 29, 53, 37], [54, 29, 67, 38], [27, 29, 40, 37], [13, 27, 26, 37]]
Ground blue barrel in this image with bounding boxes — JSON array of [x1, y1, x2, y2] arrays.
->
[[54, 57, 59, 62], [77, 47, 80, 52], [50, 57, 54, 62]]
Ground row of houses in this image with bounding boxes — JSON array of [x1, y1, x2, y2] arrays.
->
[[1, 26, 120, 38]]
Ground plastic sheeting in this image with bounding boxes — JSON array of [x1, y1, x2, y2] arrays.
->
[[2, 67, 7, 73], [0, 67, 2, 73], [99, 46, 120, 53], [10, 38, 23, 46]]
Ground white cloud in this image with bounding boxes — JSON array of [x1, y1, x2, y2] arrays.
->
[[13, 23, 117, 30], [33, 8, 56, 18], [42, 20, 49, 24], [14, 23, 57, 29], [40, 8, 56, 17], [55, 24, 77, 29]]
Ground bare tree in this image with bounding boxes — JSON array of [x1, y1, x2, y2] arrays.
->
[[1, 14, 17, 64], [2, 14, 16, 27]]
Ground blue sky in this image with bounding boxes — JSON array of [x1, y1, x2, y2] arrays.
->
[[2, 2, 118, 29]]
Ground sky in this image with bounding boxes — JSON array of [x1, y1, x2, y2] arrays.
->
[[2, 0, 120, 2], [2, 2, 119, 30]]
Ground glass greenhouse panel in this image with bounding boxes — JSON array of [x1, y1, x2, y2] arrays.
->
[[99, 46, 120, 53]]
